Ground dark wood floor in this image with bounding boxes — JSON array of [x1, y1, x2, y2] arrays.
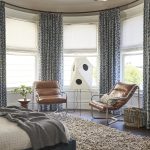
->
[[68, 109, 150, 137]]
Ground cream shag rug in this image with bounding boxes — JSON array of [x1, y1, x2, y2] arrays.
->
[[47, 112, 150, 150]]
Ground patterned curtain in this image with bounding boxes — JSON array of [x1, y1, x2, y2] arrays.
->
[[39, 12, 63, 111], [143, 0, 150, 129], [0, 1, 6, 107], [99, 8, 120, 94]]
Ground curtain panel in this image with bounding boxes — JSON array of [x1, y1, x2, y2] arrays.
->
[[143, 0, 150, 129], [99, 8, 121, 94], [0, 1, 6, 107], [39, 12, 63, 111]]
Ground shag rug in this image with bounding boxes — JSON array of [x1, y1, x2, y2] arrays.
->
[[47, 112, 150, 150]]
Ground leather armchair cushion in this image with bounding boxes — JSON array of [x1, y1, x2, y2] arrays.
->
[[89, 100, 115, 111], [113, 82, 136, 96], [35, 81, 59, 89], [37, 88, 60, 96], [38, 95, 67, 104], [34, 80, 67, 105]]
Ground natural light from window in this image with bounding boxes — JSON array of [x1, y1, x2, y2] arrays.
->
[[6, 54, 36, 87], [63, 23, 98, 88], [123, 53, 143, 89]]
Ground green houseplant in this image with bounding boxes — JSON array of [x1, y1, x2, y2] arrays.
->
[[12, 85, 32, 101]]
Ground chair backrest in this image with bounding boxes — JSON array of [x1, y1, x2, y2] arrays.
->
[[108, 82, 139, 109], [34, 80, 60, 96]]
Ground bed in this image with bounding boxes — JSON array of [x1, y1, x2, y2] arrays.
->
[[0, 108, 76, 150]]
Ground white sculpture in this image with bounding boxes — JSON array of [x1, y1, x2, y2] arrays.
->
[[70, 57, 93, 90]]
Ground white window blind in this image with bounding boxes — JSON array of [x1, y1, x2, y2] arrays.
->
[[6, 18, 37, 50], [121, 15, 143, 48], [64, 24, 97, 52]]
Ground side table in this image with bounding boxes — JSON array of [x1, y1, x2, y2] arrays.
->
[[18, 99, 31, 109]]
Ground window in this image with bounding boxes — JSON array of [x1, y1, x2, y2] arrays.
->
[[63, 23, 98, 88], [122, 52, 143, 89], [121, 5, 143, 90], [6, 54, 36, 87], [6, 9, 38, 88]]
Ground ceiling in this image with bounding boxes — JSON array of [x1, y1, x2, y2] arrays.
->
[[3, 0, 142, 13]]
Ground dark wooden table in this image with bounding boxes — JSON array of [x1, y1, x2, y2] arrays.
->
[[18, 99, 31, 108]]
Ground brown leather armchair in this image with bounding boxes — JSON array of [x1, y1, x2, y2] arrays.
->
[[34, 80, 67, 112], [89, 82, 139, 125]]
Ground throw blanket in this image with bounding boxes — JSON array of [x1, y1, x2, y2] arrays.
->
[[0, 106, 68, 150]]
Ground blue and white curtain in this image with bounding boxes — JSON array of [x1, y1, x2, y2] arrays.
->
[[39, 12, 63, 111], [99, 8, 120, 94], [0, 1, 6, 107], [143, 0, 150, 129]]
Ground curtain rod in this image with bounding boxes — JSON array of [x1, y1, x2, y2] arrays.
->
[[4, 0, 143, 16]]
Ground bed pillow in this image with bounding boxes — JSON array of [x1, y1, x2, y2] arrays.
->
[[100, 94, 120, 105]]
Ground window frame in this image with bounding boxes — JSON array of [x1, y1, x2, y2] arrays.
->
[[6, 16, 39, 90]]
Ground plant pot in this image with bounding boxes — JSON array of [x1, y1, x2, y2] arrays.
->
[[24, 98, 27, 101]]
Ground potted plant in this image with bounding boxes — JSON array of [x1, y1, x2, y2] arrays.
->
[[12, 85, 32, 101]]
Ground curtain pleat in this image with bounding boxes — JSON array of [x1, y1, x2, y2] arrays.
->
[[143, 0, 150, 129], [39, 13, 63, 111], [99, 8, 121, 94], [0, 1, 6, 107]]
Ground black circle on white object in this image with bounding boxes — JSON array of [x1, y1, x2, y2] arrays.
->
[[76, 79, 82, 85], [83, 64, 88, 71]]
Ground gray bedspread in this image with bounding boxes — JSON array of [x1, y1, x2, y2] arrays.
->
[[0, 106, 68, 150]]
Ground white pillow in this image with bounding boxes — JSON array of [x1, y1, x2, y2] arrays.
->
[[100, 94, 119, 105]]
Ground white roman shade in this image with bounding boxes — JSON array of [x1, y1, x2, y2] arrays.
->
[[64, 24, 97, 53], [6, 18, 37, 51]]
